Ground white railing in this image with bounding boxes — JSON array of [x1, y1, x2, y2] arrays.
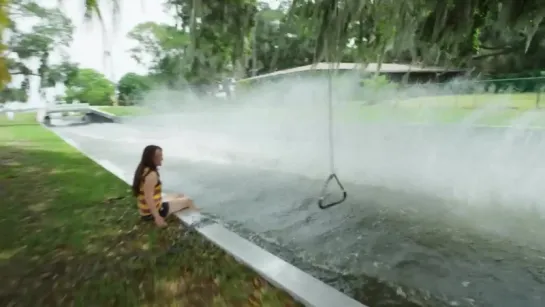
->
[[45, 103, 91, 113]]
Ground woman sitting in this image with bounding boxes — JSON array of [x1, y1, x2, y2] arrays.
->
[[131, 145, 197, 228]]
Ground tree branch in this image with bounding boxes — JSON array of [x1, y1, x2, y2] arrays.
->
[[472, 45, 522, 60], [9, 71, 39, 76], [479, 43, 518, 50]]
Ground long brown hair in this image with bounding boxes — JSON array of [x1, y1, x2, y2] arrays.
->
[[131, 145, 162, 196]]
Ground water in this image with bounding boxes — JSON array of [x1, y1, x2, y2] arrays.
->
[[50, 77, 545, 306], [52, 102, 545, 306]]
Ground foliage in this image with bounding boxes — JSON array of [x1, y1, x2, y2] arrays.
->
[[0, 85, 26, 103], [358, 75, 399, 104], [44, 61, 79, 87], [64, 68, 115, 106], [127, 21, 189, 88], [0, 0, 10, 89], [116, 72, 153, 105], [127, 22, 188, 67], [0, 0, 75, 103], [361, 75, 394, 89], [248, 2, 315, 75], [163, 0, 258, 84], [283, 1, 544, 69], [3, 0, 545, 98]]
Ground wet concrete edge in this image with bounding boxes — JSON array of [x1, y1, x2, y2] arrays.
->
[[42, 123, 367, 307], [87, 107, 121, 123]]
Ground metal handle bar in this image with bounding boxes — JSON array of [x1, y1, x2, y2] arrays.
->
[[318, 173, 347, 209]]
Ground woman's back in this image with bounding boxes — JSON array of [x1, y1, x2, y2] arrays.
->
[[136, 168, 162, 216]]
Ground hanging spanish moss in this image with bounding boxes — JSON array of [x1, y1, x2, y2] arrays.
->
[[283, 0, 545, 71], [8, 0, 544, 89]]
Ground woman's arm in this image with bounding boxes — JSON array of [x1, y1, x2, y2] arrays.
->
[[143, 172, 161, 220]]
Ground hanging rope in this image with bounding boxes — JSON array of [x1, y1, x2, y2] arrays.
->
[[317, 63, 347, 210], [327, 64, 335, 172]]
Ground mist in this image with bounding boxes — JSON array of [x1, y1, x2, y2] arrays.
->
[[130, 73, 545, 236], [54, 71, 545, 307]]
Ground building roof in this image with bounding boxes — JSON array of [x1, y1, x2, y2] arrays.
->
[[240, 62, 464, 82]]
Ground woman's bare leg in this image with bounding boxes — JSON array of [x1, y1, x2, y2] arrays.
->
[[163, 193, 184, 202], [167, 196, 197, 215]]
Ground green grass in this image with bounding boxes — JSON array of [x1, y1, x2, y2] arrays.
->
[[395, 93, 541, 109], [348, 106, 531, 125], [0, 114, 301, 307], [96, 106, 150, 116], [346, 92, 545, 126]]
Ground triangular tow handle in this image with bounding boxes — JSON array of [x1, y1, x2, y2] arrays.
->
[[317, 173, 348, 209]]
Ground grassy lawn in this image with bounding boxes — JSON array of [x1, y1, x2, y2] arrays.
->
[[0, 113, 300, 307], [348, 106, 533, 125], [96, 106, 150, 116], [346, 93, 545, 126], [394, 93, 542, 109]]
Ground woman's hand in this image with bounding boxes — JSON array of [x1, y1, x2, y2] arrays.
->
[[154, 216, 167, 228]]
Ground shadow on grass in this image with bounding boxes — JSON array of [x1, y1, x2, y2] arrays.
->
[[0, 142, 300, 307]]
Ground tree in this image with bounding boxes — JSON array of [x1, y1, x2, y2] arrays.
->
[[249, 1, 330, 75], [0, 0, 117, 91], [117, 72, 152, 105], [165, 0, 258, 83], [127, 22, 189, 67], [127, 21, 189, 87], [0, 86, 27, 103], [64, 68, 115, 106], [290, 0, 545, 72], [79, 0, 545, 79], [46, 61, 80, 87], [0, 0, 74, 103]]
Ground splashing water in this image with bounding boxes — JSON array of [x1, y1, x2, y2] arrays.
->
[[54, 74, 545, 307]]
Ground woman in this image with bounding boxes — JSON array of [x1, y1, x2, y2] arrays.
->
[[131, 145, 196, 228]]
